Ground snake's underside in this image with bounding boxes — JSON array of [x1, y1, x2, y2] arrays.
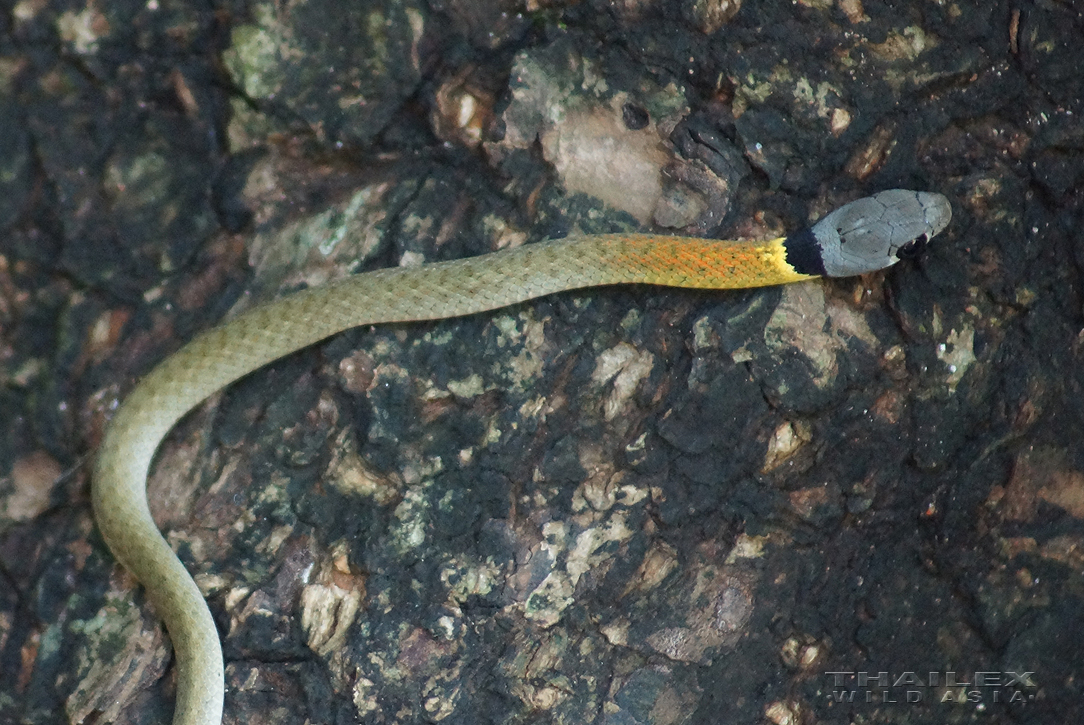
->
[[92, 189, 951, 725]]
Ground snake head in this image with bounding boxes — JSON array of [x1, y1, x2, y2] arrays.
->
[[811, 189, 952, 277]]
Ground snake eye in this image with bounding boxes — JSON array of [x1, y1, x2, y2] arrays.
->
[[896, 233, 929, 260]]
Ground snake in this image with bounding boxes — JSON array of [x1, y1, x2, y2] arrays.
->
[[91, 188, 951, 725]]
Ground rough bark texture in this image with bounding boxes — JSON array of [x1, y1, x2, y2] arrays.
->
[[2, 1, 1082, 723]]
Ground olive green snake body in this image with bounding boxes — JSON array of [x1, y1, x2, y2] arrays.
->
[[92, 189, 951, 724]]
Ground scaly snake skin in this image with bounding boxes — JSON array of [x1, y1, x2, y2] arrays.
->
[[92, 189, 951, 724]]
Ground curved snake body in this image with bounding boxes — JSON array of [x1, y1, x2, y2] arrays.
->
[[92, 189, 951, 725]]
